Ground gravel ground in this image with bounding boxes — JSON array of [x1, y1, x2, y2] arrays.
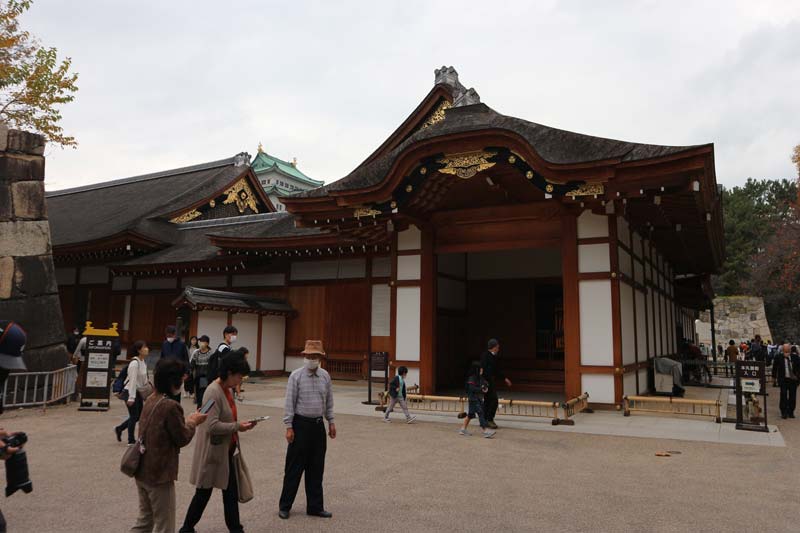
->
[[2, 380, 798, 533]]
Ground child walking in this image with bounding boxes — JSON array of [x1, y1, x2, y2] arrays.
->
[[383, 366, 417, 423], [460, 361, 496, 438]]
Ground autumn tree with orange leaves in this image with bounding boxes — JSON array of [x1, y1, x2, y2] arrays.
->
[[0, 0, 78, 147]]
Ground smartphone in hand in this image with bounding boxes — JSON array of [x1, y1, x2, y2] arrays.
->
[[199, 399, 216, 414], [247, 415, 270, 424]]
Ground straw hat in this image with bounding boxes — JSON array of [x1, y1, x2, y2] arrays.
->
[[301, 340, 326, 356]]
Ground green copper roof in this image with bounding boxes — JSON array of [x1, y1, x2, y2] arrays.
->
[[251, 150, 323, 187], [262, 184, 297, 197]]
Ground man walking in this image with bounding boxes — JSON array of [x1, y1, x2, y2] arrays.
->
[[160, 325, 189, 402], [480, 339, 512, 430], [279, 340, 335, 520], [772, 343, 800, 419]]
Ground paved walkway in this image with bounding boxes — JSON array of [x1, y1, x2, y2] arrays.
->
[[2, 377, 799, 532]]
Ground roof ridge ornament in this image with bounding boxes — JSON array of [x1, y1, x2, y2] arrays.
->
[[234, 152, 250, 167], [433, 66, 480, 107]]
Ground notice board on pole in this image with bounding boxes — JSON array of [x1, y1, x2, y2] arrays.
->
[[78, 322, 120, 412]]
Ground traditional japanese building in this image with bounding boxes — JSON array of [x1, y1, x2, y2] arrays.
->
[[251, 146, 323, 212], [46, 67, 722, 405]]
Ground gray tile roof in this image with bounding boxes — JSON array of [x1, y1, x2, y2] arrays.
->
[[174, 287, 294, 314]]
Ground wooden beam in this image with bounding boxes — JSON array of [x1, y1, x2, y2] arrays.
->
[[561, 213, 581, 399]]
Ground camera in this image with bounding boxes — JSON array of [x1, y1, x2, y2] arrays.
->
[[2, 432, 32, 497]]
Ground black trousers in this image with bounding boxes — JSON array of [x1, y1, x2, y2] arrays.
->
[[115, 393, 142, 444], [485, 384, 499, 422], [180, 451, 242, 533], [279, 416, 327, 513], [779, 380, 798, 415]]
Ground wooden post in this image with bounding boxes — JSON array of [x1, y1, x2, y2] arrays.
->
[[419, 227, 436, 395], [561, 213, 581, 399]]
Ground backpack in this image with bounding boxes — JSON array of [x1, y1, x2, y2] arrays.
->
[[112, 362, 129, 399], [206, 343, 229, 382]]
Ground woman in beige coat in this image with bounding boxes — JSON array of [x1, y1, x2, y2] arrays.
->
[[179, 350, 255, 533]]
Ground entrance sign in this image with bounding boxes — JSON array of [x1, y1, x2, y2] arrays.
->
[[735, 360, 768, 432], [78, 322, 119, 412], [364, 352, 390, 405]]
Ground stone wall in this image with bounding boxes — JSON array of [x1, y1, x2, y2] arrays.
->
[[0, 124, 69, 371], [696, 296, 774, 347]]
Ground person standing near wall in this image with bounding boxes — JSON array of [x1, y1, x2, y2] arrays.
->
[[480, 339, 512, 430], [161, 326, 189, 403], [773, 343, 800, 419]]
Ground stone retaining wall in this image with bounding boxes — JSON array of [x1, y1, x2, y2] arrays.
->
[[697, 296, 774, 347], [0, 124, 69, 371]]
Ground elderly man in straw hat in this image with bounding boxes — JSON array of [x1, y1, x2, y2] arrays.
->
[[278, 340, 335, 520]]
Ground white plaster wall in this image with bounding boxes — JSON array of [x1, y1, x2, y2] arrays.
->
[[371, 285, 391, 336], [80, 266, 109, 284], [632, 231, 643, 258], [638, 369, 649, 394], [290, 258, 366, 280], [55, 267, 76, 286], [137, 277, 177, 290], [635, 290, 648, 359], [634, 260, 644, 285], [618, 248, 632, 278], [181, 275, 227, 288], [621, 285, 636, 365], [285, 356, 304, 372], [112, 276, 133, 291], [231, 313, 259, 359], [260, 315, 285, 371], [578, 243, 611, 273], [397, 255, 421, 280], [398, 225, 422, 251], [649, 292, 657, 356], [196, 310, 228, 346], [396, 287, 421, 361], [438, 277, 466, 310], [577, 210, 609, 239], [579, 280, 613, 366], [581, 374, 615, 404], [123, 295, 132, 331], [403, 367, 421, 388], [623, 371, 637, 396], [371, 256, 391, 278], [232, 273, 285, 287], [467, 248, 561, 279], [438, 253, 466, 277]]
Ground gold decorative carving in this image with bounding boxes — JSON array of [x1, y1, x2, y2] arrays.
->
[[390, 201, 398, 209], [209, 199, 216, 208], [420, 100, 452, 130], [354, 207, 381, 218], [526, 171, 533, 180], [420, 167, 427, 175], [508, 155, 516, 164], [545, 184, 554, 193], [222, 179, 260, 214], [170, 209, 202, 224], [405, 185, 413, 193], [565, 183, 605, 198], [437, 150, 497, 180]]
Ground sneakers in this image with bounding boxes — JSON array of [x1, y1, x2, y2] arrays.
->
[[482, 430, 497, 439], [382, 418, 391, 423], [458, 428, 472, 436], [406, 416, 417, 424]]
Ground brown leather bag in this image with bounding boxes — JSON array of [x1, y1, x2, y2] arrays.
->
[[120, 396, 164, 477], [232, 444, 253, 503]]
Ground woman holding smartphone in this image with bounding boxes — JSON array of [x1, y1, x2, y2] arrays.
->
[[179, 350, 255, 533]]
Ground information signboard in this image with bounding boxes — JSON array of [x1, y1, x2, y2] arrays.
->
[[735, 360, 768, 432], [78, 322, 119, 412]]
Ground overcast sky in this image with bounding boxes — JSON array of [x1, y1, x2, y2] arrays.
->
[[22, 0, 800, 191]]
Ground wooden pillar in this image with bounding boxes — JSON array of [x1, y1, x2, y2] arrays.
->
[[608, 215, 624, 404], [561, 213, 581, 399], [419, 227, 436, 395]]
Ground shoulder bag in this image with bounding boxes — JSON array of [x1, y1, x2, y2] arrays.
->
[[131, 359, 154, 400], [232, 442, 254, 503], [120, 395, 165, 477]]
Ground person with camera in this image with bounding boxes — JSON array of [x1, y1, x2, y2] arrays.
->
[[0, 321, 33, 533]]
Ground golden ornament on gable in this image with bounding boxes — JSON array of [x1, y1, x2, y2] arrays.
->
[[437, 150, 497, 180], [170, 209, 202, 224], [565, 183, 605, 198], [222, 179, 260, 214]]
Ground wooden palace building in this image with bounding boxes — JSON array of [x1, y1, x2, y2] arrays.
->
[[46, 67, 723, 405]]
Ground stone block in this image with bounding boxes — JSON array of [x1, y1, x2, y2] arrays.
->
[[13, 255, 57, 297], [0, 220, 51, 256], [11, 181, 45, 219], [0, 184, 10, 221], [22, 342, 70, 373], [0, 122, 7, 152], [6, 130, 45, 155], [0, 154, 45, 182], [0, 256, 13, 299], [0, 293, 66, 351]]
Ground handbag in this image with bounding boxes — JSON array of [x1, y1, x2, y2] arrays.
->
[[120, 396, 165, 477], [137, 382, 154, 400], [232, 444, 254, 503]]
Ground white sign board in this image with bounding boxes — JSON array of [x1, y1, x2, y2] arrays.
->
[[88, 353, 110, 369]]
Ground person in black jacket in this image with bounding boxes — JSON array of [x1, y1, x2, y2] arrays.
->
[[459, 361, 496, 438], [480, 339, 512, 429], [773, 343, 800, 419], [160, 325, 189, 402], [382, 366, 416, 424]]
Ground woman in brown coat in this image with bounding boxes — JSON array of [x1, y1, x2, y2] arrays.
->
[[179, 350, 256, 533], [131, 359, 207, 533]]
